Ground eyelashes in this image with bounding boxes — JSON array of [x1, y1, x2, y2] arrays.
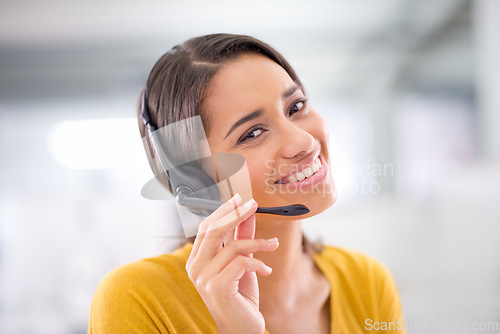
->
[[236, 98, 309, 145], [237, 126, 266, 144], [287, 98, 308, 117], [289, 100, 305, 116]]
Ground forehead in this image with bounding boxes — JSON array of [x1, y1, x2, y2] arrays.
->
[[201, 53, 296, 117]]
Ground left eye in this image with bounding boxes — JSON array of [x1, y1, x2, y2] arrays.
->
[[289, 101, 304, 116]]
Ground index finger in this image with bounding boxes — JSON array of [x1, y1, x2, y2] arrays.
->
[[193, 198, 258, 264], [191, 193, 242, 257]]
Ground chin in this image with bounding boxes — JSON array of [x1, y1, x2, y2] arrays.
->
[[255, 177, 337, 221], [297, 176, 337, 219], [302, 187, 337, 218], [271, 160, 337, 218]]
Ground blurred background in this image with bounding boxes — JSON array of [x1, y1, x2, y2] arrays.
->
[[1, 0, 499, 333]]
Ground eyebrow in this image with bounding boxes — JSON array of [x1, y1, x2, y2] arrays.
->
[[224, 84, 302, 140], [224, 109, 263, 139], [282, 84, 300, 100]]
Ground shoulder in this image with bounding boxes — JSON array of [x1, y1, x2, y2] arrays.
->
[[315, 245, 402, 305], [316, 245, 405, 324], [94, 243, 193, 296], [318, 245, 395, 283], [89, 243, 197, 332]]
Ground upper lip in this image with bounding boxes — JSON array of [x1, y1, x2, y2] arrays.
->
[[274, 151, 321, 183]]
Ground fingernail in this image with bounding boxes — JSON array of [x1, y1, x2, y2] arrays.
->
[[267, 237, 278, 243], [243, 198, 256, 208], [265, 264, 272, 273], [228, 193, 241, 203]]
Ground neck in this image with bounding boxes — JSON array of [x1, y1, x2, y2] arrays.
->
[[253, 216, 310, 301]]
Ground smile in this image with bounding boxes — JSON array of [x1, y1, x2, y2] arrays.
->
[[274, 154, 329, 189], [275, 156, 322, 184]]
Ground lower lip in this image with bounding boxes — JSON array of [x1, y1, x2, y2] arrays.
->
[[274, 155, 329, 190]]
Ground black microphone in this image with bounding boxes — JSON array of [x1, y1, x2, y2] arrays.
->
[[176, 194, 309, 216]]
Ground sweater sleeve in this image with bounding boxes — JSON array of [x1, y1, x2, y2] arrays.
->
[[366, 255, 407, 333], [88, 261, 168, 334], [88, 247, 217, 334], [318, 246, 407, 333]]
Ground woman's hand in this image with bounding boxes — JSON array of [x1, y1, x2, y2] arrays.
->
[[185, 193, 279, 334]]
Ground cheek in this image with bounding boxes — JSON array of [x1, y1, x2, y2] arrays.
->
[[306, 111, 330, 159], [243, 153, 277, 202], [246, 157, 271, 187], [308, 110, 329, 141]]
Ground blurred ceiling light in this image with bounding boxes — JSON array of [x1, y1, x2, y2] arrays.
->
[[47, 118, 144, 169]]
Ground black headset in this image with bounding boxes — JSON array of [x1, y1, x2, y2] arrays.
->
[[140, 85, 309, 216]]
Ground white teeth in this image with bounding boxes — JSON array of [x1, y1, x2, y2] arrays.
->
[[280, 157, 323, 184], [303, 167, 313, 177]]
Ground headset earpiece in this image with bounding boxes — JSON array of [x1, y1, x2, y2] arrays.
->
[[167, 160, 220, 216], [140, 86, 220, 216]]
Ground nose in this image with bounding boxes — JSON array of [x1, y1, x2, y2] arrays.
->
[[278, 122, 315, 160]]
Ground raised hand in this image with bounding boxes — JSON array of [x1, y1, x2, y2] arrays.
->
[[186, 194, 279, 334]]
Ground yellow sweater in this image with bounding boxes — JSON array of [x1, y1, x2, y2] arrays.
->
[[89, 243, 406, 333]]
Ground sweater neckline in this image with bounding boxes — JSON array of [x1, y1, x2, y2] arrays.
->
[[177, 243, 337, 334]]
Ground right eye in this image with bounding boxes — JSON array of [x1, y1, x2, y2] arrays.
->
[[238, 126, 266, 144]]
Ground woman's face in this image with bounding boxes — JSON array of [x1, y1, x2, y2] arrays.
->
[[202, 53, 336, 220]]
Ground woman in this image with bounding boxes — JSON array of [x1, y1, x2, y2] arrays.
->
[[89, 34, 406, 334]]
